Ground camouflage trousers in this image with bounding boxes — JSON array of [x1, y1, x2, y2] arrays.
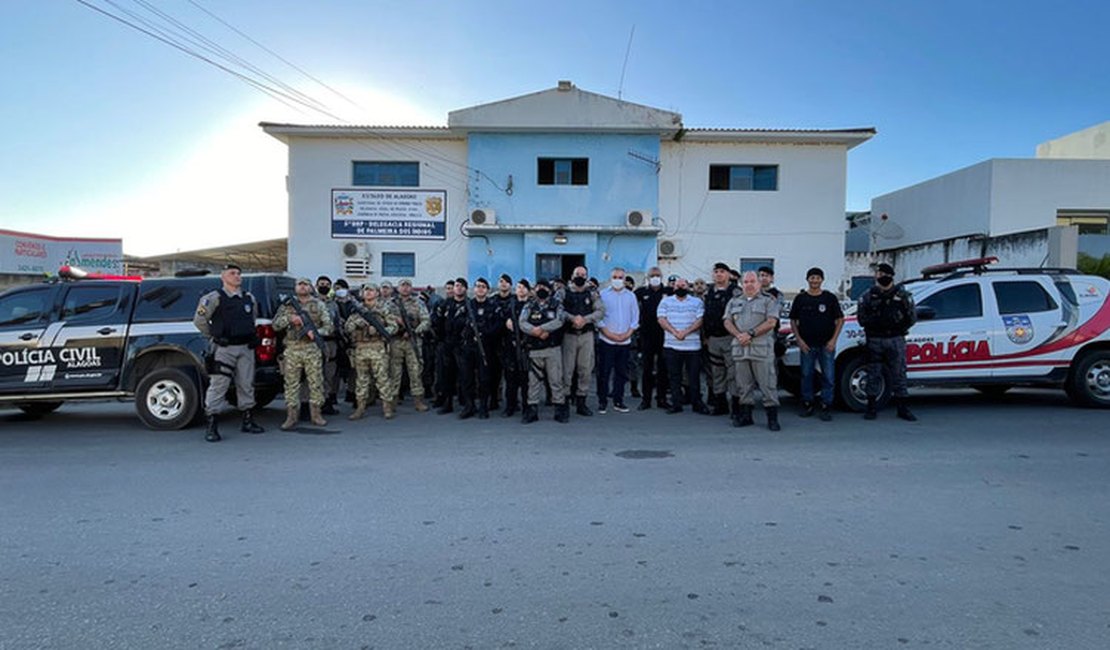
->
[[353, 340, 395, 404], [282, 344, 324, 407], [389, 338, 424, 397]]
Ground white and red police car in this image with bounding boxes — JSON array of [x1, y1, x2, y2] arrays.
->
[[782, 258, 1110, 410]]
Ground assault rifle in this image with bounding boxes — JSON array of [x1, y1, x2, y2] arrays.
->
[[392, 295, 421, 357], [350, 301, 393, 343], [282, 297, 326, 354], [464, 298, 488, 368]]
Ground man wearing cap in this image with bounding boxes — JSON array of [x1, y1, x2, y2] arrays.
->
[[346, 283, 400, 420], [459, 277, 502, 418], [273, 277, 334, 429], [724, 271, 783, 431], [500, 279, 532, 417], [443, 278, 477, 417], [858, 262, 918, 421], [561, 265, 605, 417], [489, 274, 516, 413], [390, 279, 431, 413], [193, 263, 265, 442], [788, 267, 844, 421], [519, 279, 568, 423], [315, 275, 342, 415], [431, 279, 456, 413], [379, 281, 394, 301], [702, 262, 738, 416], [634, 267, 671, 410]]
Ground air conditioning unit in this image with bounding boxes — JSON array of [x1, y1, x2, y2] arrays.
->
[[626, 209, 652, 228], [341, 242, 369, 258], [344, 258, 373, 278], [470, 208, 496, 225], [657, 238, 681, 259]]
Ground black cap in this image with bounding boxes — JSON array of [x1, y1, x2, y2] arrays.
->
[[875, 262, 895, 276], [517, 279, 532, 290], [223, 263, 242, 272], [713, 262, 730, 272], [334, 278, 349, 289], [536, 279, 552, 290], [757, 266, 774, 276], [475, 277, 489, 288], [454, 277, 468, 288], [806, 267, 825, 280], [316, 275, 331, 284], [499, 273, 512, 283]]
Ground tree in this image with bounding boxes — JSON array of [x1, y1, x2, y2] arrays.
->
[[1077, 252, 1110, 280]]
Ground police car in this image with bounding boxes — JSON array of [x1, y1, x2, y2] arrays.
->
[[0, 268, 293, 429], [782, 258, 1110, 411]]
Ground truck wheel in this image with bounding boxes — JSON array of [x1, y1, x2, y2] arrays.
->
[[1069, 350, 1110, 408], [135, 367, 200, 430], [838, 355, 888, 412], [17, 401, 64, 417]]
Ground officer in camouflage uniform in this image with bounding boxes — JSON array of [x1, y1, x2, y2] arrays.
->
[[273, 277, 333, 429], [390, 278, 431, 413], [346, 283, 400, 420], [723, 271, 783, 431]]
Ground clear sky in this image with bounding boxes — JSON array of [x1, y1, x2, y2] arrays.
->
[[2, 0, 1108, 255]]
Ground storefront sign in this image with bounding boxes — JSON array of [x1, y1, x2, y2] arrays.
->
[[1, 229, 123, 275], [331, 189, 447, 240]]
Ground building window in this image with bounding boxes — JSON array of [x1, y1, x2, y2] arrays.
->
[[538, 158, 588, 185], [709, 165, 778, 191], [381, 252, 415, 277], [1057, 210, 1109, 235], [353, 161, 419, 187], [738, 258, 774, 275]]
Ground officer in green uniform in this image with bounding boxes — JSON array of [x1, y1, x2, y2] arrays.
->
[[346, 283, 400, 420], [273, 277, 333, 429]]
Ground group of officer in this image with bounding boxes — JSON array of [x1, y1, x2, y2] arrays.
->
[[194, 260, 919, 442]]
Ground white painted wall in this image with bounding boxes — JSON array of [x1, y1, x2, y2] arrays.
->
[[989, 159, 1110, 236], [1036, 121, 1110, 159], [871, 161, 993, 251], [286, 136, 469, 286], [658, 141, 849, 293]]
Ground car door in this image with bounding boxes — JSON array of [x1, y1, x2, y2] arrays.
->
[[47, 283, 132, 391], [0, 286, 59, 394], [905, 281, 991, 380], [988, 278, 1067, 380]]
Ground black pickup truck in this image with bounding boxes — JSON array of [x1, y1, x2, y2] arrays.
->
[[0, 273, 295, 429]]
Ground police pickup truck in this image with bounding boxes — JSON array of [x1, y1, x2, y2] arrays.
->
[[781, 258, 1110, 411], [0, 270, 294, 429]]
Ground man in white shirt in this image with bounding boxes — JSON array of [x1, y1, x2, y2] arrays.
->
[[657, 277, 709, 414], [596, 267, 639, 413]]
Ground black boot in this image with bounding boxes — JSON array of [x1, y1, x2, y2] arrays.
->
[[478, 399, 490, 419], [767, 406, 781, 432], [895, 398, 918, 422], [554, 403, 570, 423], [240, 409, 264, 434], [800, 401, 815, 418], [522, 404, 539, 424], [321, 394, 338, 415], [630, 380, 641, 399], [730, 397, 742, 427], [711, 394, 729, 416], [818, 401, 832, 422], [437, 397, 454, 415], [458, 399, 476, 420], [738, 405, 754, 427], [489, 395, 500, 412], [864, 397, 877, 420], [205, 415, 221, 442], [502, 397, 518, 418], [575, 396, 593, 417]]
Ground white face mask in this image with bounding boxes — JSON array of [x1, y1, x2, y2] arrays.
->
[[649, 276, 662, 287], [335, 289, 349, 298], [611, 278, 624, 290]]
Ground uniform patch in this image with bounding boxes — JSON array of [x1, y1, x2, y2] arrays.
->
[[818, 304, 826, 313], [1003, 315, 1035, 344], [196, 306, 207, 316]]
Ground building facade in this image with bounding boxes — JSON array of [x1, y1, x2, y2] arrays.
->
[[264, 82, 873, 289]]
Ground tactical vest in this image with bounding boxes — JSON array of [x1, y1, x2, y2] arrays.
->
[[526, 300, 564, 350], [860, 286, 915, 338], [703, 284, 735, 337], [210, 289, 256, 345], [562, 289, 596, 332]]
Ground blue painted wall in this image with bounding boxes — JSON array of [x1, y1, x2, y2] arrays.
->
[[465, 132, 660, 282]]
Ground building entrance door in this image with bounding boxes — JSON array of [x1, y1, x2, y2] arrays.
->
[[535, 254, 585, 282]]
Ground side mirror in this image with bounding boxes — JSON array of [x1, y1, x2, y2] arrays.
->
[[916, 306, 936, 321]]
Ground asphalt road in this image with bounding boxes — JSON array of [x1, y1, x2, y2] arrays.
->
[[2, 390, 1108, 649]]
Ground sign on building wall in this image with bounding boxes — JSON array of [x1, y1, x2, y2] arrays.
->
[[331, 189, 447, 240], [0, 229, 123, 275]]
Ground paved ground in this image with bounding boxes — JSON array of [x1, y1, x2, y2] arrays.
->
[[1, 390, 1108, 649]]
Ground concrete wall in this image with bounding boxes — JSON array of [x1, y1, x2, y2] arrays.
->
[[1037, 121, 1110, 159], [658, 141, 849, 294], [989, 159, 1110, 236], [871, 161, 993, 250], [286, 136, 469, 286]]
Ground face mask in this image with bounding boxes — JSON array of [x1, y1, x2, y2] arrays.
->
[[335, 289, 348, 298], [675, 288, 689, 298], [572, 276, 586, 287], [649, 276, 662, 287], [317, 285, 329, 295], [876, 275, 894, 287], [536, 288, 550, 300], [610, 278, 624, 289]]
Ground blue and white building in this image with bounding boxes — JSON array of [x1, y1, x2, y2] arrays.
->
[[263, 81, 873, 290]]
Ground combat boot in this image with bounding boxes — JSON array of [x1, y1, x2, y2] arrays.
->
[[413, 396, 429, 412], [554, 403, 570, 423], [383, 399, 396, 420], [522, 404, 539, 424], [738, 405, 754, 427], [864, 397, 878, 420], [205, 415, 221, 442], [711, 394, 729, 416], [321, 394, 338, 415], [730, 397, 742, 427], [281, 404, 298, 431], [767, 406, 781, 432], [895, 398, 918, 422], [240, 409, 264, 434], [458, 399, 476, 420], [309, 404, 328, 427], [437, 397, 454, 415], [478, 399, 490, 420], [502, 397, 518, 418], [575, 396, 593, 417], [349, 400, 367, 421], [630, 379, 641, 399]]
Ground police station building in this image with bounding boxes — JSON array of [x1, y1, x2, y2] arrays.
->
[[262, 81, 873, 290]]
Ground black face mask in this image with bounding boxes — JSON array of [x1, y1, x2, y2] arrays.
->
[[572, 276, 586, 287], [876, 275, 894, 288], [536, 288, 550, 300], [675, 288, 689, 298], [317, 285, 330, 295]]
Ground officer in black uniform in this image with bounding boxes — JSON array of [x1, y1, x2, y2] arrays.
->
[[858, 262, 918, 421], [431, 279, 457, 413], [702, 262, 737, 416], [499, 279, 532, 418], [488, 274, 514, 411], [634, 267, 671, 410], [445, 278, 479, 418], [193, 263, 265, 442], [461, 277, 502, 419]]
